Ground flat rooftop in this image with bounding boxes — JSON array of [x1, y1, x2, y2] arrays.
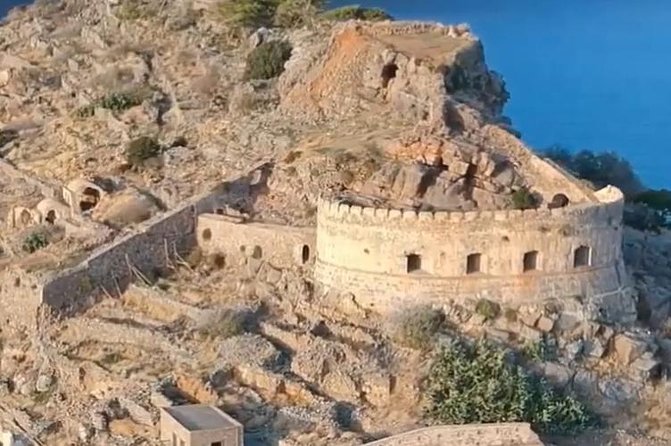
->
[[164, 405, 239, 431]]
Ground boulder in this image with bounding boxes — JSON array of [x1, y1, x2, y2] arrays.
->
[[536, 316, 555, 333], [613, 333, 648, 365]]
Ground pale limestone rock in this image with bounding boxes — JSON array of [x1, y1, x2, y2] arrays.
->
[[613, 334, 648, 365]]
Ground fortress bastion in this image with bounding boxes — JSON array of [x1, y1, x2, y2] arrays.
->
[[314, 185, 632, 321]]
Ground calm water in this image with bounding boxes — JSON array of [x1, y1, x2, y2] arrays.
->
[[3, 0, 670, 187]]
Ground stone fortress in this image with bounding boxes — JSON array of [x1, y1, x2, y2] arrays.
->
[[0, 12, 648, 446]]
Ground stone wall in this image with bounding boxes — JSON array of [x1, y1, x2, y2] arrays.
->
[[197, 214, 316, 270], [0, 267, 43, 334], [315, 186, 629, 315], [364, 423, 542, 446], [39, 189, 225, 316]]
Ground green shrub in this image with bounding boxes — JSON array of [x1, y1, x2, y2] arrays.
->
[[426, 340, 595, 434], [511, 187, 539, 210], [475, 299, 500, 321], [244, 40, 292, 80], [543, 146, 644, 199], [320, 5, 393, 21], [391, 306, 444, 350], [98, 91, 143, 112], [522, 336, 556, 362], [125, 136, 161, 167], [22, 232, 49, 253], [216, 0, 279, 28], [275, 0, 324, 27]]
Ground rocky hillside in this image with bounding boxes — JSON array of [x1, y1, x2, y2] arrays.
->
[[0, 0, 546, 228]]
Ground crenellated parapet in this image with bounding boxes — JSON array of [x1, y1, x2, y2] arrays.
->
[[314, 186, 629, 316]]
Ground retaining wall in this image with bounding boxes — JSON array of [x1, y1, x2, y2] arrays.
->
[[364, 423, 542, 446], [315, 186, 629, 314]]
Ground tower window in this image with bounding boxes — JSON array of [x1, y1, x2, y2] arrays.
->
[[466, 253, 482, 274], [406, 254, 421, 273], [523, 251, 539, 272], [574, 246, 591, 267]]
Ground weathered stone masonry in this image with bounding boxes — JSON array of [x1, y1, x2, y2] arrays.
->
[[315, 186, 630, 317]]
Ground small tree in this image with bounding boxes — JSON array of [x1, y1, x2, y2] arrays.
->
[[244, 40, 293, 80], [426, 340, 595, 434]]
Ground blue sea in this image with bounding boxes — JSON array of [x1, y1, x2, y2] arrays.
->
[[3, 0, 671, 187]]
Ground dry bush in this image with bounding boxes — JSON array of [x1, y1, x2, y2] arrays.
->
[[641, 380, 671, 440], [388, 305, 445, 350], [195, 307, 252, 339]]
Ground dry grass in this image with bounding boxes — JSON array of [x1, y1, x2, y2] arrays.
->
[[641, 380, 671, 440]]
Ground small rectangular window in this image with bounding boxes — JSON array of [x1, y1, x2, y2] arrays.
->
[[406, 254, 421, 273], [466, 253, 481, 274], [523, 251, 539, 272], [574, 246, 591, 267], [212, 442, 223, 446]]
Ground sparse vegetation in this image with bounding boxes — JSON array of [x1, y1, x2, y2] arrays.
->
[[244, 40, 293, 80], [22, 232, 49, 253], [320, 5, 393, 21], [522, 336, 557, 362], [275, 0, 325, 27], [115, 0, 155, 21], [511, 187, 539, 210], [125, 136, 161, 167], [196, 308, 251, 339], [216, 0, 278, 28], [426, 339, 595, 434], [0, 129, 18, 147], [390, 306, 444, 350], [475, 298, 500, 321], [75, 89, 149, 118], [543, 146, 644, 199]]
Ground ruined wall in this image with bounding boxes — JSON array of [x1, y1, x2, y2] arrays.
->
[[0, 266, 43, 334], [39, 189, 226, 315], [315, 186, 629, 314], [364, 423, 542, 446], [197, 214, 316, 269]]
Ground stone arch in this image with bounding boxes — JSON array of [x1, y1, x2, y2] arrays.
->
[[11, 207, 36, 228], [548, 193, 570, 209], [64, 179, 106, 213], [381, 63, 398, 88], [36, 198, 70, 225], [574, 245, 592, 267]]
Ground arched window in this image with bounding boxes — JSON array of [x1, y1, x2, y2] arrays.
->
[[202, 228, 212, 241], [45, 210, 57, 225], [523, 251, 539, 272], [301, 245, 310, 264], [574, 246, 591, 267], [466, 253, 482, 274], [406, 254, 421, 273]]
